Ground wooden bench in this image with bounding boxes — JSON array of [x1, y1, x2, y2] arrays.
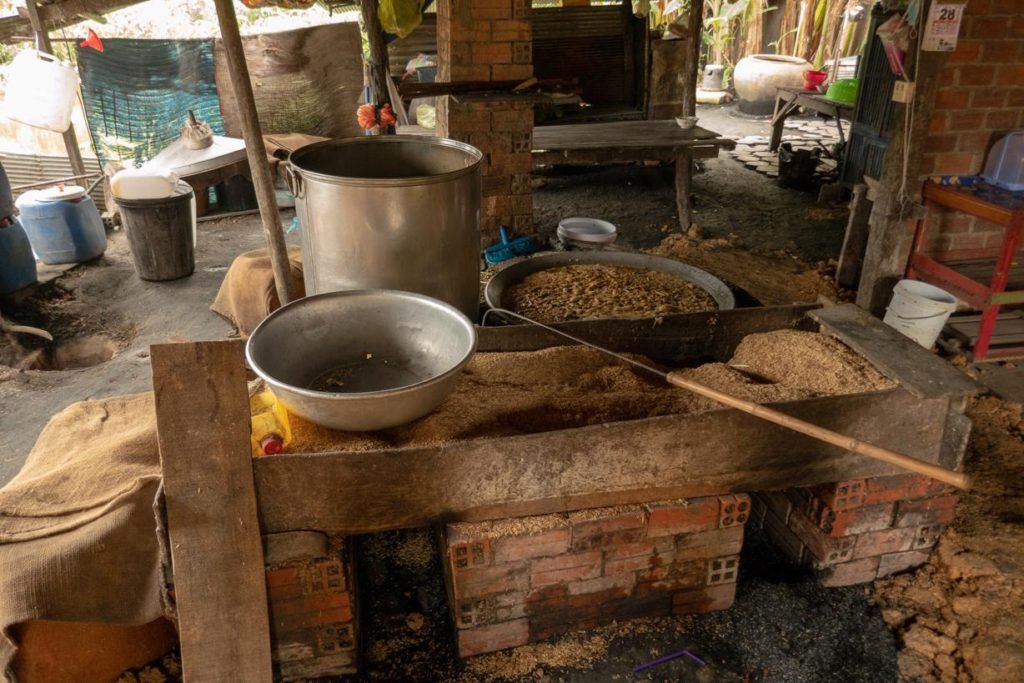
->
[[532, 120, 735, 230]]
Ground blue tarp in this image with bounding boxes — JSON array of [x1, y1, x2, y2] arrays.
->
[[76, 39, 225, 167]]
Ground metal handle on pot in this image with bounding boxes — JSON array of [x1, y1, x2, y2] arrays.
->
[[282, 163, 304, 199]]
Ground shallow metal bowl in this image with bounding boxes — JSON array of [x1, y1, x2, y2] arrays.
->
[[484, 250, 736, 315], [246, 289, 477, 432]]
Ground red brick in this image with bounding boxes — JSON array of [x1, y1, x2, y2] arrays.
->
[[785, 505, 854, 564], [852, 527, 917, 560], [863, 474, 934, 504], [457, 619, 529, 657], [530, 551, 601, 587], [971, 16, 1007, 35], [491, 528, 571, 564], [491, 109, 532, 132], [718, 494, 751, 527], [1008, 89, 1024, 108], [512, 0, 529, 19], [997, 65, 1024, 84], [567, 573, 636, 597], [935, 88, 970, 109], [266, 566, 300, 587], [894, 495, 959, 528], [986, 109, 1018, 131], [482, 174, 511, 197], [450, 64, 492, 81], [818, 556, 881, 587], [482, 194, 512, 216], [636, 559, 705, 592], [947, 39, 981, 63], [706, 555, 740, 585], [270, 592, 351, 618], [489, 152, 532, 174], [991, 0, 1020, 14], [570, 511, 645, 549], [647, 497, 719, 537], [958, 131, 996, 153], [876, 550, 932, 578], [950, 109, 986, 132], [957, 65, 997, 87], [471, 42, 512, 65], [455, 562, 530, 597], [928, 113, 948, 134], [982, 40, 1021, 63], [491, 19, 530, 41], [602, 541, 658, 562], [675, 526, 744, 560], [824, 503, 895, 537], [491, 64, 534, 81], [970, 89, 1008, 109], [672, 583, 736, 614], [932, 152, 979, 175], [925, 134, 959, 154], [604, 554, 661, 576]]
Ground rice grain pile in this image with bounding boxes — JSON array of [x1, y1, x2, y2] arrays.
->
[[502, 263, 718, 323], [287, 330, 895, 454]]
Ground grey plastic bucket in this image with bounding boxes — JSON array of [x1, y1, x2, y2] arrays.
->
[[115, 182, 196, 281]]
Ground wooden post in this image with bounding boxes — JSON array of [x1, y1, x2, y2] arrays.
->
[[212, 0, 294, 305], [24, 0, 86, 177], [359, 0, 392, 110], [857, 48, 946, 315], [152, 340, 273, 682], [680, 0, 704, 116]]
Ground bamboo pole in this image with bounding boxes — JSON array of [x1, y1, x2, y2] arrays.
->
[[212, 0, 294, 305], [666, 372, 970, 490], [24, 0, 86, 177]]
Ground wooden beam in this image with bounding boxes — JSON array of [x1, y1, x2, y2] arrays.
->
[[680, 0, 704, 116], [151, 340, 272, 682], [253, 389, 962, 534], [836, 182, 872, 288], [0, 0, 139, 44], [212, 0, 294, 305], [24, 0, 86, 177], [359, 0, 392, 112]]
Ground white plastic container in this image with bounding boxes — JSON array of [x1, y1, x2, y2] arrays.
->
[[556, 217, 617, 246], [111, 168, 180, 200], [3, 50, 80, 133], [883, 279, 958, 348], [981, 131, 1024, 192]]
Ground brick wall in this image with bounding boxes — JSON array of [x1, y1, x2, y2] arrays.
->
[[753, 474, 958, 587], [436, 0, 534, 245], [265, 536, 359, 680], [918, 0, 1024, 261], [442, 495, 750, 657]]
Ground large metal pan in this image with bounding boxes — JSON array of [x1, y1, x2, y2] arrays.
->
[[484, 250, 736, 315], [246, 290, 477, 431]]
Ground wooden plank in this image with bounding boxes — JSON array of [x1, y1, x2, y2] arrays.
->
[[253, 389, 957, 534], [477, 304, 820, 363], [675, 151, 692, 230], [532, 144, 725, 168], [151, 340, 272, 682], [680, 0, 703, 117], [836, 183, 872, 288], [810, 303, 983, 399], [532, 120, 725, 150]]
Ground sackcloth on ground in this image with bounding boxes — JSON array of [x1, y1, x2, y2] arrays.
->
[[211, 247, 305, 337]]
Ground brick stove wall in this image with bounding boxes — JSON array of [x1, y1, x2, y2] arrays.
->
[[265, 536, 358, 680], [441, 495, 750, 657], [917, 0, 1024, 261], [436, 0, 534, 246], [753, 474, 959, 587]]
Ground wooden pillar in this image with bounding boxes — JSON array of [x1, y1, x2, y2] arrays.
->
[[212, 0, 294, 305], [24, 0, 86, 177], [360, 0, 392, 110], [856, 49, 945, 315], [680, 0, 704, 116]]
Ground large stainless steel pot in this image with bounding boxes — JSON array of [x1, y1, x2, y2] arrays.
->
[[286, 136, 482, 320]]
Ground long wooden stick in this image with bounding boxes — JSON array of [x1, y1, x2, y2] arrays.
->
[[212, 0, 294, 305], [666, 372, 970, 490], [484, 308, 970, 491]]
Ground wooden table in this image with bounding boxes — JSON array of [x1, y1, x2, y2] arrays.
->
[[908, 181, 1024, 361], [532, 120, 735, 230], [769, 86, 854, 152]]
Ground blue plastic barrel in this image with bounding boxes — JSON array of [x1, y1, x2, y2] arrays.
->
[[0, 217, 38, 294], [15, 186, 106, 265]]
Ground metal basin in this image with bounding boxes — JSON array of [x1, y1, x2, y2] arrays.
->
[[485, 250, 736, 316], [246, 290, 477, 431]]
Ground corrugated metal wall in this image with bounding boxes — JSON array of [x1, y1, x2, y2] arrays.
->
[[0, 153, 106, 210]]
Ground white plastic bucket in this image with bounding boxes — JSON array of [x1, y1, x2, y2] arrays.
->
[[883, 279, 958, 348], [3, 50, 80, 133]]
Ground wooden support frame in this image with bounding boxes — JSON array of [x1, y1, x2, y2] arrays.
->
[[153, 305, 973, 676]]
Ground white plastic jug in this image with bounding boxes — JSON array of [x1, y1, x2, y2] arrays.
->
[[3, 50, 80, 133], [111, 168, 180, 200]]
